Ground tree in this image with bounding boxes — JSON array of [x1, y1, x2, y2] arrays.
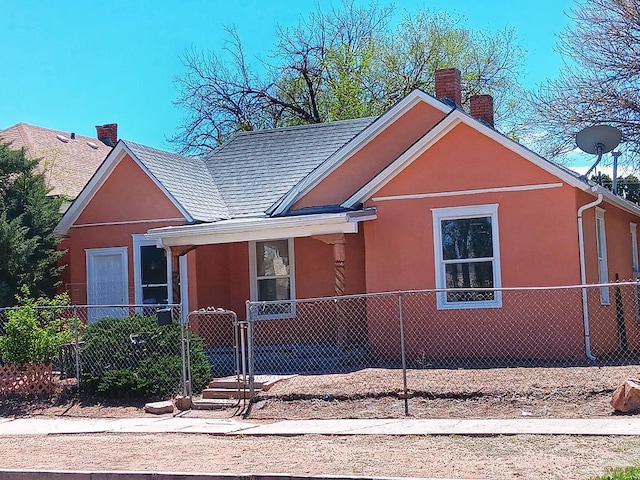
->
[[0, 141, 64, 306], [171, 1, 525, 155], [524, 0, 640, 167], [591, 173, 640, 204]]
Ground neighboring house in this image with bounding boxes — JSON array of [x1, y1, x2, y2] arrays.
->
[[0, 123, 115, 202], [54, 69, 640, 361], [0, 123, 115, 292]]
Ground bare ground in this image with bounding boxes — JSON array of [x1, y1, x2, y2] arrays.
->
[[2, 365, 640, 479]]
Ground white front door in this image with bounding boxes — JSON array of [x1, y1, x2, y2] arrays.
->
[[86, 247, 128, 322]]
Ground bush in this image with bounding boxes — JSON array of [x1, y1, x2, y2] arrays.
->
[[0, 288, 74, 365], [80, 314, 211, 398]]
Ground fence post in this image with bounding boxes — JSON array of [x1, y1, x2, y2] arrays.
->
[[246, 301, 255, 404], [73, 306, 81, 392], [398, 292, 409, 416], [180, 307, 189, 396]]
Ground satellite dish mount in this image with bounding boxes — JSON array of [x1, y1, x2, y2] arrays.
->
[[576, 125, 622, 179]]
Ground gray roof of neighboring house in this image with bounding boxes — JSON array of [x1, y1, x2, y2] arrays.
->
[[124, 117, 376, 222]]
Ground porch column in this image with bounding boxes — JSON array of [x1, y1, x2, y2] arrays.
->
[[312, 233, 346, 297]]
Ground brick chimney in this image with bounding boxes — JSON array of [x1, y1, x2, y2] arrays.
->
[[469, 95, 494, 127], [434, 68, 461, 106], [96, 123, 118, 147]]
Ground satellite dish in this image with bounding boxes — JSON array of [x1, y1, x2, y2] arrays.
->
[[576, 125, 622, 178], [576, 125, 621, 155]]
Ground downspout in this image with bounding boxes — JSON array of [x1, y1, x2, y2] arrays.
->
[[577, 190, 603, 361]]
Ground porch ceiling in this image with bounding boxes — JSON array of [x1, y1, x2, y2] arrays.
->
[[145, 210, 377, 247]]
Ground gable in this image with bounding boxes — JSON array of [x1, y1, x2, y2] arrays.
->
[[74, 153, 185, 226], [290, 98, 450, 211], [373, 123, 564, 199]]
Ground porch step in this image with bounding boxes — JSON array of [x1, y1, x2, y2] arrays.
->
[[208, 374, 296, 392], [208, 379, 263, 390], [191, 398, 241, 410], [202, 387, 251, 400]]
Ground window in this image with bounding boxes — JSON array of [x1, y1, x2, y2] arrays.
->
[[595, 208, 609, 305], [249, 239, 295, 318], [432, 204, 502, 309], [133, 236, 171, 305]]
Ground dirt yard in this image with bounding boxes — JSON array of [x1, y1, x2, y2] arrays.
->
[[2, 365, 640, 479]]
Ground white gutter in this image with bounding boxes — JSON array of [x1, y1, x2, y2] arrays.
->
[[577, 189, 603, 361]]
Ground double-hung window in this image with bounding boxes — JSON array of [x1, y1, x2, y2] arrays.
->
[[133, 235, 171, 306], [432, 204, 502, 309], [249, 239, 295, 318]]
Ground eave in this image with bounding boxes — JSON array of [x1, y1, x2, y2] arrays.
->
[[146, 210, 377, 248]]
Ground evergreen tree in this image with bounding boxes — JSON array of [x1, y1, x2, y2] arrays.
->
[[0, 141, 63, 306]]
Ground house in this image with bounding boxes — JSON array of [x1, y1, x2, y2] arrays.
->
[[0, 123, 115, 293], [54, 68, 640, 361], [0, 123, 115, 202]]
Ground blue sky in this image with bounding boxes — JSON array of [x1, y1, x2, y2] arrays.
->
[[0, 0, 576, 152]]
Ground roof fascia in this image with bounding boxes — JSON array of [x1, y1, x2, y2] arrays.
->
[[267, 90, 452, 216], [146, 210, 377, 248], [342, 109, 593, 208], [120, 143, 194, 223], [54, 141, 191, 237], [594, 185, 640, 217]]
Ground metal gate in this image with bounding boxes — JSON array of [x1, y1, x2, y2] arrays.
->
[[183, 308, 247, 400]]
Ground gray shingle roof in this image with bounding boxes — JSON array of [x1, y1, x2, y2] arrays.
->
[[123, 117, 375, 222], [204, 117, 376, 217], [123, 140, 230, 222]]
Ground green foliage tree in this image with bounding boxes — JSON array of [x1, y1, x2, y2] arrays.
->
[[172, 0, 525, 154], [524, 0, 640, 167], [0, 141, 64, 306], [0, 288, 74, 365], [591, 173, 640, 205]]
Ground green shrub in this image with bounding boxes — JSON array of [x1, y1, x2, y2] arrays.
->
[[80, 314, 210, 398], [0, 287, 75, 365], [591, 466, 640, 480]]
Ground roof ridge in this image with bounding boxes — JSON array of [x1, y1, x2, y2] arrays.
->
[[2, 122, 109, 144], [233, 116, 378, 137]]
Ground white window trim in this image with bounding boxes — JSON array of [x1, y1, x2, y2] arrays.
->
[[133, 235, 172, 305], [249, 238, 296, 319], [595, 208, 610, 305], [432, 204, 502, 310]]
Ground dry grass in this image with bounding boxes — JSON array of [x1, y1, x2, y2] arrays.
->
[[248, 365, 640, 420]]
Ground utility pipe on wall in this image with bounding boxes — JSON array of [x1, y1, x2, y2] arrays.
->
[[577, 190, 603, 361]]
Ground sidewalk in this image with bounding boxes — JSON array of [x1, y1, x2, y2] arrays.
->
[[2, 415, 640, 436]]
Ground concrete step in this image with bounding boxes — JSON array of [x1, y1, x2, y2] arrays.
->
[[208, 374, 296, 392], [201, 387, 252, 400], [208, 379, 263, 390], [191, 398, 241, 410]]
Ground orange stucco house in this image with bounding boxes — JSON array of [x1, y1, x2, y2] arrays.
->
[[55, 69, 640, 361]]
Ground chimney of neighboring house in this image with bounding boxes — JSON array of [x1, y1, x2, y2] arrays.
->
[[434, 68, 461, 106], [96, 123, 118, 147], [470, 94, 494, 127]]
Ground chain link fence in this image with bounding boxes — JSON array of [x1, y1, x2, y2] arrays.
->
[[2, 281, 640, 414], [0, 304, 202, 399], [245, 281, 640, 409]]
